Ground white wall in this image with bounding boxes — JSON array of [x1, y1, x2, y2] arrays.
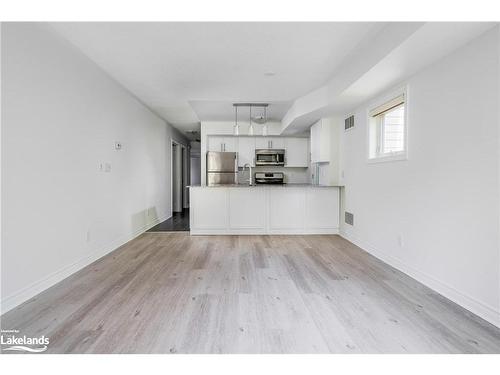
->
[[1, 23, 188, 313], [340, 27, 500, 327]]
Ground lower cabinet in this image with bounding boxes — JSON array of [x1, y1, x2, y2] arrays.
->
[[190, 186, 339, 235], [268, 187, 305, 231], [228, 188, 266, 231], [190, 187, 227, 229], [305, 188, 339, 229]]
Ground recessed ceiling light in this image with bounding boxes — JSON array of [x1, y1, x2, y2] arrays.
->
[[264, 71, 276, 76]]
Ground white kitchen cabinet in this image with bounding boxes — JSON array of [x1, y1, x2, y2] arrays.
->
[[228, 188, 266, 231], [268, 187, 305, 231], [311, 117, 343, 185], [285, 138, 309, 167], [208, 136, 224, 152], [190, 186, 339, 235], [255, 137, 285, 149], [237, 137, 256, 167], [223, 137, 237, 152], [190, 188, 227, 229], [255, 137, 269, 149], [305, 187, 339, 229], [208, 136, 237, 152], [269, 138, 285, 149], [310, 119, 331, 163]]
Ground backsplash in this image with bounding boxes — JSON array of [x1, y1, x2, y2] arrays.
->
[[237, 166, 310, 184]]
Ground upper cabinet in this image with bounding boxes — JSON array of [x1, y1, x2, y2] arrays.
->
[[207, 135, 310, 169], [238, 137, 256, 167], [310, 118, 331, 163], [309, 117, 343, 186], [255, 137, 285, 149], [285, 138, 309, 167], [208, 136, 237, 152]]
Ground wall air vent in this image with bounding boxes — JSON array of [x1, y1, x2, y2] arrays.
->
[[345, 115, 354, 131], [345, 211, 354, 226]]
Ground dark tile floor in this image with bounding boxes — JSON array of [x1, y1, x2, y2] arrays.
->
[[148, 209, 190, 232]]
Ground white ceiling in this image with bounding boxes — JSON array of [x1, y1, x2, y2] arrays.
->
[[189, 100, 292, 122], [49, 22, 382, 135]]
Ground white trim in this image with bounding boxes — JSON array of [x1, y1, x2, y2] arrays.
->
[[366, 152, 408, 164], [367, 85, 409, 163], [171, 138, 188, 215], [369, 93, 405, 117], [0, 214, 169, 315], [339, 230, 500, 329], [191, 228, 339, 236]]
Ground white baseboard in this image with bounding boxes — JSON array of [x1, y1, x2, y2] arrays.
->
[[1, 214, 169, 315], [189, 228, 339, 235], [339, 230, 500, 328]]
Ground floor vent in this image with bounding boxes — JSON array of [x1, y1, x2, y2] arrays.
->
[[345, 211, 354, 225], [345, 115, 354, 131]]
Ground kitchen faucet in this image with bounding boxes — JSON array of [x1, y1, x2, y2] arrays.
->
[[243, 163, 253, 185]]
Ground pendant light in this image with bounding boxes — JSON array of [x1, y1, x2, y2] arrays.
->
[[233, 105, 239, 135], [248, 106, 254, 135]]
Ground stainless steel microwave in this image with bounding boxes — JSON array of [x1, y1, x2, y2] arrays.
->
[[255, 149, 285, 166]]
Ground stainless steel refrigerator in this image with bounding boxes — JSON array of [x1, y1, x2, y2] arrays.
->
[[206, 151, 238, 186]]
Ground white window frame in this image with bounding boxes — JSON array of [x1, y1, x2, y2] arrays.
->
[[367, 86, 409, 164]]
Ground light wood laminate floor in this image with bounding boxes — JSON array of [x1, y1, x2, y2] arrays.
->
[[1, 233, 499, 354]]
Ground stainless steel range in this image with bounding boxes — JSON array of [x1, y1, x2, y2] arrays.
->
[[254, 172, 284, 185]]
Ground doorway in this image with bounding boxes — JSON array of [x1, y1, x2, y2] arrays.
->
[[172, 141, 184, 213], [149, 140, 189, 232]]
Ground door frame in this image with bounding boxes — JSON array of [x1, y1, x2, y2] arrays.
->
[[171, 138, 186, 215]]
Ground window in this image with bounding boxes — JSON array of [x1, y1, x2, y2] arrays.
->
[[368, 92, 407, 161]]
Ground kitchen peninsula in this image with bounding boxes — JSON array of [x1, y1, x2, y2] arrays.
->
[[189, 184, 340, 235]]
